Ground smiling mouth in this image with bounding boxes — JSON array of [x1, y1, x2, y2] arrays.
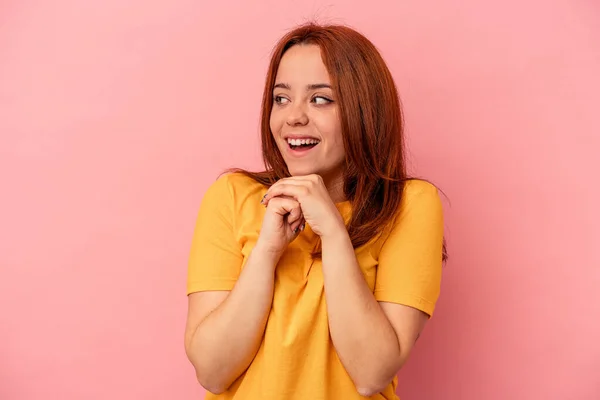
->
[[287, 138, 320, 151]]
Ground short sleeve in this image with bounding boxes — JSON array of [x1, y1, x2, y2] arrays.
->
[[374, 181, 444, 317], [186, 174, 243, 295]]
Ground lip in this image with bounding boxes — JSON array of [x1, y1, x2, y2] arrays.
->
[[282, 135, 320, 157], [283, 134, 320, 141]]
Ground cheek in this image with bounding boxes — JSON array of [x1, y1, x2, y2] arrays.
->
[[321, 114, 343, 146], [269, 112, 287, 152], [270, 110, 283, 134], [329, 117, 345, 159]]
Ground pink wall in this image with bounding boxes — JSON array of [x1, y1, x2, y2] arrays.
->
[[1, 1, 599, 399]]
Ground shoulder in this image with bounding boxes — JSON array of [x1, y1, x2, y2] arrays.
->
[[374, 179, 443, 243], [394, 179, 444, 223], [403, 179, 439, 200], [376, 179, 444, 253], [204, 172, 267, 205]]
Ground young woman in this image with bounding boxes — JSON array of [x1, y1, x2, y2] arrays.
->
[[184, 23, 446, 400]]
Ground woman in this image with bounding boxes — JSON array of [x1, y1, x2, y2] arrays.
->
[[184, 23, 446, 400]]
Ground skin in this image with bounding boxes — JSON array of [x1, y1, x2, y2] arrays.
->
[[184, 44, 429, 396], [269, 44, 346, 202]]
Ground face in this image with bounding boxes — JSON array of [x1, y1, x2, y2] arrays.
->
[[270, 44, 345, 184]]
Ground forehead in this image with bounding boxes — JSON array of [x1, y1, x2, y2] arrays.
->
[[275, 44, 331, 84]]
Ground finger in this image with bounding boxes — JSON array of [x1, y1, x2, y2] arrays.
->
[[268, 177, 314, 189], [273, 195, 303, 225], [264, 183, 309, 205], [276, 174, 322, 183], [286, 203, 303, 225], [290, 216, 305, 233], [266, 196, 301, 217], [261, 193, 294, 205], [261, 189, 285, 205], [261, 180, 309, 206]]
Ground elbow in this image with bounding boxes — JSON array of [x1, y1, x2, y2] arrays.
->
[[356, 382, 390, 398], [354, 374, 395, 397], [185, 338, 231, 394], [188, 352, 231, 394], [196, 372, 230, 395], [353, 360, 404, 397]]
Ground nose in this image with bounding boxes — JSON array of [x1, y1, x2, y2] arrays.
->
[[286, 102, 309, 126]]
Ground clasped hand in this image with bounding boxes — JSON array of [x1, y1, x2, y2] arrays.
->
[[256, 174, 346, 256]]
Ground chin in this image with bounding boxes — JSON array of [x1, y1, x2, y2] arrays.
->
[[287, 165, 320, 177]]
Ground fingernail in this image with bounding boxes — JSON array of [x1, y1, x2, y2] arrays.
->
[[300, 223, 305, 231], [293, 227, 299, 234], [260, 193, 267, 204]]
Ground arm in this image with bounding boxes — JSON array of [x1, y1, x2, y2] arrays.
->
[[184, 243, 279, 394], [321, 232, 428, 396], [262, 175, 443, 396], [321, 182, 444, 395], [184, 173, 305, 394]]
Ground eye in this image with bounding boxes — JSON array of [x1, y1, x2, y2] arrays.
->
[[273, 95, 290, 105], [312, 96, 332, 105]]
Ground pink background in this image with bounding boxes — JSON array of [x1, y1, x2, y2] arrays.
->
[[1, 1, 599, 399]]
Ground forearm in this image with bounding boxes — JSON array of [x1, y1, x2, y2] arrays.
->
[[321, 232, 402, 394], [188, 245, 279, 392]]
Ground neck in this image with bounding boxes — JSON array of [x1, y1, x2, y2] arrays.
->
[[323, 173, 346, 203]]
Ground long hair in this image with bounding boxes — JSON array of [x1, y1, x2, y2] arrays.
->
[[230, 22, 447, 261]]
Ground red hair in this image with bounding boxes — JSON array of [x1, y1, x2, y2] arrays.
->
[[230, 23, 447, 261]]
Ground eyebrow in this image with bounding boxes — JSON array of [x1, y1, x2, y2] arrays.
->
[[273, 83, 332, 91]]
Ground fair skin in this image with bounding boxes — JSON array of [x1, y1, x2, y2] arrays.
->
[[269, 44, 346, 196], [184, 44, 428, 396]]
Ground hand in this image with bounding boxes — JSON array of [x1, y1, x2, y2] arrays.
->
[[255, 195, 305, 258], [262, 175, 346, 238]]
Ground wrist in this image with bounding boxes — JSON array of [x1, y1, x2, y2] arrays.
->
[[319, 221, 350, 244], [253, 240, 284, 266]]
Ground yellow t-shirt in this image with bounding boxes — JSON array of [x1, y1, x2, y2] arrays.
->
[[187, 173, 444, 400]]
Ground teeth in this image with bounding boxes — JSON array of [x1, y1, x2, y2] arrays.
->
[[287, 138, 320, 146]]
